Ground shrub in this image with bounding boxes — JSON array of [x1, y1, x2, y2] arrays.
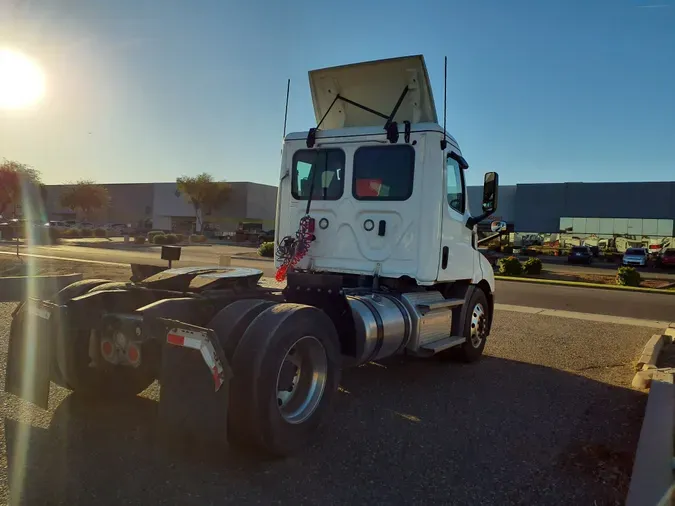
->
[[502, 245, 514, 255], [190, 234, 207, 243], [94, 227, 107, 237], [80, 228, 93, 237], [616, 267, 640, 287], [133, 236, 146, 245], [152, 234, 167, 245], [164, 233, 178, 245], [147, 230, 165, 241], [175, 233, 185, 243], [523, 257, 543, 275], [62, 228, 81, 238], [258, 241, 274, 258], [498, 256, 522, 276]]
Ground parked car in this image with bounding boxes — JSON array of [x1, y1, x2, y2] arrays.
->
[[258, 229, 275, 245], [45, 220, 69, 231], [622, 247, 648, 267], [658, 248, 675, 268], [567, 245, 593, 264], [104, 223, 131, 236]]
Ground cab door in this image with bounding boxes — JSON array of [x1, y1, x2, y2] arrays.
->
[[437, 153, 475, 281]]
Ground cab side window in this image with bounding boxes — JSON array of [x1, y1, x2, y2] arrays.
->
[[446, 155, 465, 214]]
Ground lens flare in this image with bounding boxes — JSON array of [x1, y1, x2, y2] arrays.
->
[[0, 48, 46, 109]]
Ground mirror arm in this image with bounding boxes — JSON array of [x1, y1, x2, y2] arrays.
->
[[466, 213, 490, 230]]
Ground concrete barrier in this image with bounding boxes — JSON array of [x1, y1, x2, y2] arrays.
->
[[0, 273, 83, 302], [626, 371, 675, 506]]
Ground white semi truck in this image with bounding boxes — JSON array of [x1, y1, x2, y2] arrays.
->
[[6, 55, 499, 457]]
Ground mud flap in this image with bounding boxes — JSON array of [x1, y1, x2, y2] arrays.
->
[[5, 299, 63, 409], [154, 319, 232, 448]]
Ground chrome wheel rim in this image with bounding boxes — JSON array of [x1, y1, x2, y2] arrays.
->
[[470, 303, 487, 348], [275, 335, 328, 424]]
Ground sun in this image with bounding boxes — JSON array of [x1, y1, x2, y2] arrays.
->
[[0, 48, 46, 110]]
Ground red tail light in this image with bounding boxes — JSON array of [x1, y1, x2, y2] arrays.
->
[[101, 340, 114, 357]]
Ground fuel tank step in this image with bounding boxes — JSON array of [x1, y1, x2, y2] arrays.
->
[[416, 298, 464, 311], [419, 336, 466, 354]]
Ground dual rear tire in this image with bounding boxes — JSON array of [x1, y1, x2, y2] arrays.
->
[[210, 300, 341, 457]]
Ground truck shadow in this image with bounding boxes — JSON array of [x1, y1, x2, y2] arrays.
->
[[4, 356, 646, 506]]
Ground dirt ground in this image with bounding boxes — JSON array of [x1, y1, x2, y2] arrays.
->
[[0, 257, 132, 282]]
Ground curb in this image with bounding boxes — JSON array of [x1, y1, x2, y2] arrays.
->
[[632, 334, 673, 389], [627, 324, 675, 505], [495, 275, 675, 295], [0, 273, 83, 302]]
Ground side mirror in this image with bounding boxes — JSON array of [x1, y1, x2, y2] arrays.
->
[[481, 172, 499, 214], [466, 171, 499, 229]]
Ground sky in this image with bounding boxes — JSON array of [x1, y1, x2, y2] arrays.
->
[[0, 0, 673, 188]]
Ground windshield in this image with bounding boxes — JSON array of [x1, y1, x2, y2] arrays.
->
[[625, 248, 645, 256], [663, 249, 675, 257], [571, 246, 587, 253]]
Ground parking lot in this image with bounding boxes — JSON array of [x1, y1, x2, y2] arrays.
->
[[0, 302, 656, 505]]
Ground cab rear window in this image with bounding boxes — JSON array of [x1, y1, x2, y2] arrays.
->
[[352, 145, 415, 201], [291, 149, 345, 201]]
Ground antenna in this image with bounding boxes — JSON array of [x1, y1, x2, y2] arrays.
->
[[440, 56, 447, 151], [282, 78, 291, 139]]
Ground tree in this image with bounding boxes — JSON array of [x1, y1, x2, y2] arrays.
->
[[0, 159, 42, 217], [176, 173, 231, 232], [60, 180, 110, 220]]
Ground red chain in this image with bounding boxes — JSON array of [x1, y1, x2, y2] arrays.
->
[[275, 216, 313, 282]]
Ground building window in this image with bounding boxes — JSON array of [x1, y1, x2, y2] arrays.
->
[[292, 149, 345, 201], [560, 217, 675, 237], [352, 145, 415, 201]]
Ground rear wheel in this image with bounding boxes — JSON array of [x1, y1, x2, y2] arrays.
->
[[227, 303, 341, 457], [207, 299, 276, 361], [11, 279, 111, 387], [58, 282, 158, 399]]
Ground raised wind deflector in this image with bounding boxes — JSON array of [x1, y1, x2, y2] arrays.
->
[[306, 55, 437, 147]]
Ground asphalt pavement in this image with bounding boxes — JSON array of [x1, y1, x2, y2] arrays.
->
[[0, 303, 656, 505], [1, 243, 673, 321], [495, 280, 675, 321]]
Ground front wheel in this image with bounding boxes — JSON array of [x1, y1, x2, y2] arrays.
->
[[227, 303, 341, 457], [445, 288, 490, 363]]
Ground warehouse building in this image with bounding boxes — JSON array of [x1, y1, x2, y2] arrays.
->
[[42, 178, 675, 251], [44, 181, 277, 233], [468, 181, 675, 251]]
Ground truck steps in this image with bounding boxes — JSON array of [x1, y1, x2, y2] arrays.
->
[[416, 298, 463, 312], [419, 336, 466, 354]]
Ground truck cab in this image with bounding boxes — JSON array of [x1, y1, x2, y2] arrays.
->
[[275, 55, 498, 290]]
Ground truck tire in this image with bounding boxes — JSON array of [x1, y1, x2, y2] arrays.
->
[[11, 279, 111, 387], [207, 299, 276, 361], [59, 282, 158, 399], [228, 303, 341, 457], [446, 288, 490, 363]]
